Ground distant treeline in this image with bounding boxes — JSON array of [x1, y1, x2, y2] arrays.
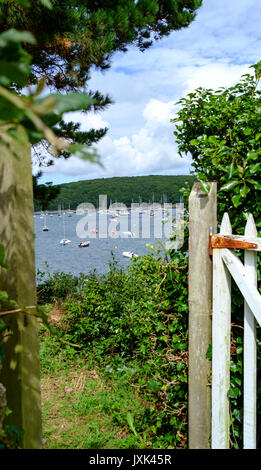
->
[[44, 175, 195, 210]]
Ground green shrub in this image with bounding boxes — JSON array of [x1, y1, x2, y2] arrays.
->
[[39, 248, 189, 448], [37, 265, 86, 304]]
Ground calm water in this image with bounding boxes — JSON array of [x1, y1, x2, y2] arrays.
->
[[34, 210, 175, 278]]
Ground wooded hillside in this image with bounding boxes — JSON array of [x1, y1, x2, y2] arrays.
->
[[43, 174, 194, 210]]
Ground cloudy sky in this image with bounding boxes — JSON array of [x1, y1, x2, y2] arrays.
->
[[38, 0, 261, 185]]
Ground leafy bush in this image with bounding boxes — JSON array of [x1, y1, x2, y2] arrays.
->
[[39, 247, 189, 448], [37, 266, 86, 304]]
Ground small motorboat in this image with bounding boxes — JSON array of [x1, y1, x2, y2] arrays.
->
[[79, 241, 90, 248], [122, 251, 138, 259], [60, 239, 71, 245]]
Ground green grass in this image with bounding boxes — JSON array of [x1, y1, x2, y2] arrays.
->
[[40, 335, 152, 449]]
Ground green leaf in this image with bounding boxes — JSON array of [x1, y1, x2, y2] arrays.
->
[[240, 184, 250, 198], [189, 139, 199, 145], [206, 344, 212, 360], [228, 162, 234, 179], [208, 135, 218, 144], [246, 150, 260, 160], [52, 93, 94, 114], [243, 127, 252, 135], [220, 180, 239, 191], [0, 290, 8, 302], [0, 29, 35, 46], [199, 179, 210, 194], [232, 194, 242, 208], [246, 178, 257, 185], [228, 387, 241, 399], [39, 0, 52, 8], [249, 163, 260, 174], [126, 413, 138, 436]]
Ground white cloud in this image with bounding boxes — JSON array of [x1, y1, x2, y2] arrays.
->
[[63, 111, 109, 131], [182, 62, 252, 95], [42, 97, 190, 183]]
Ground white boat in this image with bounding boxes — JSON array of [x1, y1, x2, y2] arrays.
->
[[60, 239, 71, 245], [60, 214, 70, 244], [43, 214, 48, 231], [79, 241, 90, 248], [122, 251, 138, 258]]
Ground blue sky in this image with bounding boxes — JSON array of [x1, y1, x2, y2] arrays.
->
[[38, 0, 261, 185]]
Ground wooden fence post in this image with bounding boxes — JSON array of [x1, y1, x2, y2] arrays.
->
[[188, 181, 217, 449], [0, 131, 42, 448]]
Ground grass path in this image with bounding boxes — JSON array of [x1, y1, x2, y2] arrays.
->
[[41, 361, 152, 449]]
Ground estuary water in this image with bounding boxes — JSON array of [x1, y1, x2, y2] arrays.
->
[[34, 209, 176, 278]]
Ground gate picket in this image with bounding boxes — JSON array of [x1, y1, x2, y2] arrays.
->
[[243, 215, 257, 449], [211, 213, 231, 449]]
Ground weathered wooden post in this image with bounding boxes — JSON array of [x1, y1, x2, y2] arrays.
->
[[188, 182, 217, 449], [0, 131, 42, 448]]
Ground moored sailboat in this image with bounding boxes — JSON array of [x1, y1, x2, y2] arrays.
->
[[60, 213, 71, 245], [43, 213, 49, 231]]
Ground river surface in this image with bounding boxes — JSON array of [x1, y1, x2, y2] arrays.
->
[[34, 209, 176, 278]]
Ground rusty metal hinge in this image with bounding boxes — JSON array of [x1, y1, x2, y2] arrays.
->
[[209, 235, 258, 255]]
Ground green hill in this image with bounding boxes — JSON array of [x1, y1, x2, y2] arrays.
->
[[45, 174, 194, 210]]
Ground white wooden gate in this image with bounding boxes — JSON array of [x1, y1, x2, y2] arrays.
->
[[210, 212, 260, 449]]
